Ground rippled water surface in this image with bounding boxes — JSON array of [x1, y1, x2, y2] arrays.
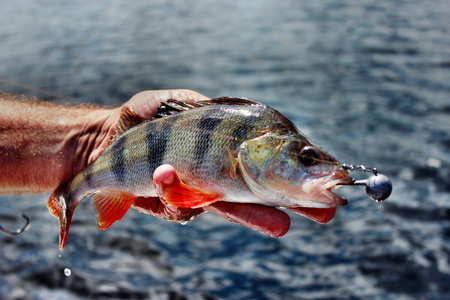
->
[[0, 1, 449, 299]]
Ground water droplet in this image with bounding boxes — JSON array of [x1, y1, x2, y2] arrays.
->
[[180, 221, 187, 225], [58, 254, 62, 258], [427, 157, 441, 168], [64, 268, 71, 277]]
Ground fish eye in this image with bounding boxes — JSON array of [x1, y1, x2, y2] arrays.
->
[[299, 147, 320, 166]]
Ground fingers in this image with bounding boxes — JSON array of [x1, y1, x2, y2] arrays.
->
[[94, 89, 209, 164], [153, 164, 290, 237], [125, 89, 210, 119], [96, 90, 340, 234], [287, 207, 336, 224], [152, 164, 177, 199], [148, 164, 335, 235], [132, 164, 204, 222], [206, 202, 290, 238], [131, 197, 204, 223]]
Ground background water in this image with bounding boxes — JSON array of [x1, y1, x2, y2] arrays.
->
[[0, 1, 449, 299]]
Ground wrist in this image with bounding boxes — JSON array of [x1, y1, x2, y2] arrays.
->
[[69, 107, 121, 180], [0, 95, 121, 193]]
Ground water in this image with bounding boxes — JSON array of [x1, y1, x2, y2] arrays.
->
[[0, 1, 449, 299], [64, 268, 71, 277]]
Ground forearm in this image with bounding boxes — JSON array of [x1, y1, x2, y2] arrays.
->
[[0, 94, 116, 193]]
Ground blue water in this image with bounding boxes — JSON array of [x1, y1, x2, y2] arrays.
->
[[0, 1, 449, 299]]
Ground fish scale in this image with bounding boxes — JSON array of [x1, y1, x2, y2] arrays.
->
[[158, 106, 269, 187], [48, 98, 352, 249]]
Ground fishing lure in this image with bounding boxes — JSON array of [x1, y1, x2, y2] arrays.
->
[[339, 164, 392, 202]]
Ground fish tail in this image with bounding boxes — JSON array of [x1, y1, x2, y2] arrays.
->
[[48, 183, 78, 250]]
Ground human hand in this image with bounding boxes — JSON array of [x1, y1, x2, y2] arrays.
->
[[132, 164, 337, 238], [88, 90, 336, 237]]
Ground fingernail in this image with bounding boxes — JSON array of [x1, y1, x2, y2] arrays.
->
[[162, 173, 175, 185]]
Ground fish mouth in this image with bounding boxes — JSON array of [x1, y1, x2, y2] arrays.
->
[[307, 171, 354, 207]]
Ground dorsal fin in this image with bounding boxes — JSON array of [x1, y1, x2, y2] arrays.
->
[[154, 97, 266, 119], [108, 106, 146, 145]]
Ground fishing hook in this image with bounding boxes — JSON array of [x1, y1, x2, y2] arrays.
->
[[0, 212, 30, 236], [339, 164, 392, 202]]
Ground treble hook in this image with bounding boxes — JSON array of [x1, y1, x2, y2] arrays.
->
[[0, 212, 30, 236]]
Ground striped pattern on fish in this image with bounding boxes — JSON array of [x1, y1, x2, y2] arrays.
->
[[48, 97, 352, 249]]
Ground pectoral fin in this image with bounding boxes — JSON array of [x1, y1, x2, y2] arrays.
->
[[156, 176, 222, 209], [92, 190, 137, 230]]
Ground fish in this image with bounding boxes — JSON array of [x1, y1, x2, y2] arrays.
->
[[48, 97, 353, 249]]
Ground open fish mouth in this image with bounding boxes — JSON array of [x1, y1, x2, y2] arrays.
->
[[305, 170, 354, 207], [320, 174, 354, 206]]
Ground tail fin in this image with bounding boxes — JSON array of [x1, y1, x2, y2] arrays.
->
[[48, 183, 77, 250]]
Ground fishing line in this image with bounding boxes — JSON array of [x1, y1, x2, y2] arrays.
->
[[0, 79, 392, 226], [0, 78, 77, 237], [0, 212, 30, 236], [0, 77, 84, 103]]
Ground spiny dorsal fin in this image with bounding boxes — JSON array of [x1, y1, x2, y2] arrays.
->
[[108, 106, 146, 146], [154, 97, 266, 119]]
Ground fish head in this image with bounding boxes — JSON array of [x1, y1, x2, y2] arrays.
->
[[237, 133, 353, 208]]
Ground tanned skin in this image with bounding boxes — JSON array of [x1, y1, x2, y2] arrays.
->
[[0, 93, 112, 193], [0, 89, 337, 237]]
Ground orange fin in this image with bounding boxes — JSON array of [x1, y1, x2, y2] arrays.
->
[[158, 177, 222, 209], [48, 183, 78, 250], [91, 190, 137, 230], [108, 106, 146, 146]]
